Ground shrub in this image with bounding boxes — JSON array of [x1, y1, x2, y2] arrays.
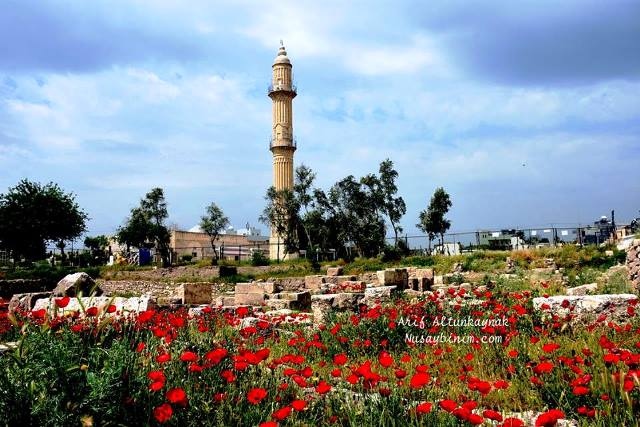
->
[[250, 251, 270, 267]]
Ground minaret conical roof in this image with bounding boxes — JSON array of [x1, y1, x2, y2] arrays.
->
[[273, 41, 291, 65]]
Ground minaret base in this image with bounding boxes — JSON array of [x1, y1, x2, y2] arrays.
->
[[269, 236, 298, 261]]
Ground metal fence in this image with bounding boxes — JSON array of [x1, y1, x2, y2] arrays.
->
[[389, 223, 630, 255]]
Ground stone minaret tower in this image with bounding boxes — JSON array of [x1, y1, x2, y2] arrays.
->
[[269, 42, 297, 260]]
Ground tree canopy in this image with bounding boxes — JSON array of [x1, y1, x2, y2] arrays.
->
[[261, 160, 405, 260], [117, 188, 171, 266], [199, 202, 229, 265], [417, 187, 452, 253], [0, 179, 88, 261]]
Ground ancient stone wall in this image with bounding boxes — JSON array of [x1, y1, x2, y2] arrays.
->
[[626, 239, 640, 290]]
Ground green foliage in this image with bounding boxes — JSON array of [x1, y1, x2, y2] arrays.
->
[[250, 250, 270, 267], [116, 188, 171, 266], [417, 187, 452, 252], [199, 202, 230, 265], [0, 179, 88, 261]]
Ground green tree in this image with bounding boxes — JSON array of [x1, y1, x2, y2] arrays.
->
[[417, 187, 452, 253], [84, 235, 109, 264], [116, 188, 171, 266], [361, 159, 406, 246], [199, 202, 230, 265], [259, 187, 300, 262], [0, 179, 88, 262]]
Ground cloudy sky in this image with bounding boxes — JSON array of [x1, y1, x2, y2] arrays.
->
[[1, 0, 639, 240]]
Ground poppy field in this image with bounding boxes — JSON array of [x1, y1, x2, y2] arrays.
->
[[0, 279, 639, 426]]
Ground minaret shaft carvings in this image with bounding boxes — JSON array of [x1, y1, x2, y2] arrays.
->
[[269, 43, 297, 259]]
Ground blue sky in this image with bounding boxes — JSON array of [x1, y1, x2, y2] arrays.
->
[[0, 0, 639, 239]]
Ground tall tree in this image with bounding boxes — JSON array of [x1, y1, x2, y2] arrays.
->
[[0, 179, 88, 261], [417, 187, 452, 254], [199, 202, 229, 265], [293, 164, 318, 251], [377, 159, 406, 245], [117, 188, 171, 266], [259, 187, 301, 262]]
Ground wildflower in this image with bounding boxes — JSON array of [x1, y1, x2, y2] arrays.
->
[[153, 403, 173, 423], [333, 353, 348, 365], [291, 399, 306, 411], [483, 409, 503, 422], [180, 351, 198, 363], [315, 380, 331, 394], [535, 409, 565, 427], [409, 372, 430, 389], [247, 387, 268, 404], [415, 402, 432, 415], [272, 406, 292, 421], [55, 296, 70, 308], [439, 399, 457, 412], [166, 388, 188, 406]]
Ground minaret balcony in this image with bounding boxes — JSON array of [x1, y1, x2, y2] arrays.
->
[[269, 136, 297, 151], [268, 83, 297, 97]]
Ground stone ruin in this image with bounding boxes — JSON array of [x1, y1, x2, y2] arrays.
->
[[626, 239, 640, 290]]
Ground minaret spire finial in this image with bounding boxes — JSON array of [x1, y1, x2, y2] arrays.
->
[[280, 39, 284, 47]]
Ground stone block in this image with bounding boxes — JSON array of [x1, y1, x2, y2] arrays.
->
[[364, 286, 398, 303], [180, 283, 213, 305], [326, 266, 344, 277], [52, 272, 102, 297], [566, 283, 598, 296], [376, 268, 408, 289], [234, 293, 266, 306], [9, 292, 52, 313], [408, 268, 434, 291], [305, 275, 326, 291], [235, 282, 279, 294], [32, 296, 158, 316], [532, 294, 638, 323]]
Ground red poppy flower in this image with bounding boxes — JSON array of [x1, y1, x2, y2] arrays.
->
[[333, 353, 348, 365], [221, 369, 236, 383], [378, 351, 393, 368], [272, 406, 292, 421], [542, 343, 560, 353], [180, 351, 198, 363], [149, 381, 164, 392], [416, 402, 432, 415], [494, 380, 509, 389], [157, 353, 171, 364], [153, 403, 173, 423], [55, 296, 70, 308], [533, 361, 554, 375], [148, 370, 165, 383], [205, 348, 228, 365], [86, 307, 98, 316], [573, 386, 590, 396], [409, 372, 430, 389], [501, 418, 525, 427], [106, 304, 116, 313], [166, 388, 188, 406], [483, 409, 503, 421], [259, 422, 277, 427], [535, 409, 565, 427], [247, 387, 268, 404], [291, 399, 306, 411], [315, 381, 331, 394], [439, 399, 457, 412]]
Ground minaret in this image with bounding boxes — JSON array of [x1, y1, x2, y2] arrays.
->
[[269, 41, 297, 260]]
